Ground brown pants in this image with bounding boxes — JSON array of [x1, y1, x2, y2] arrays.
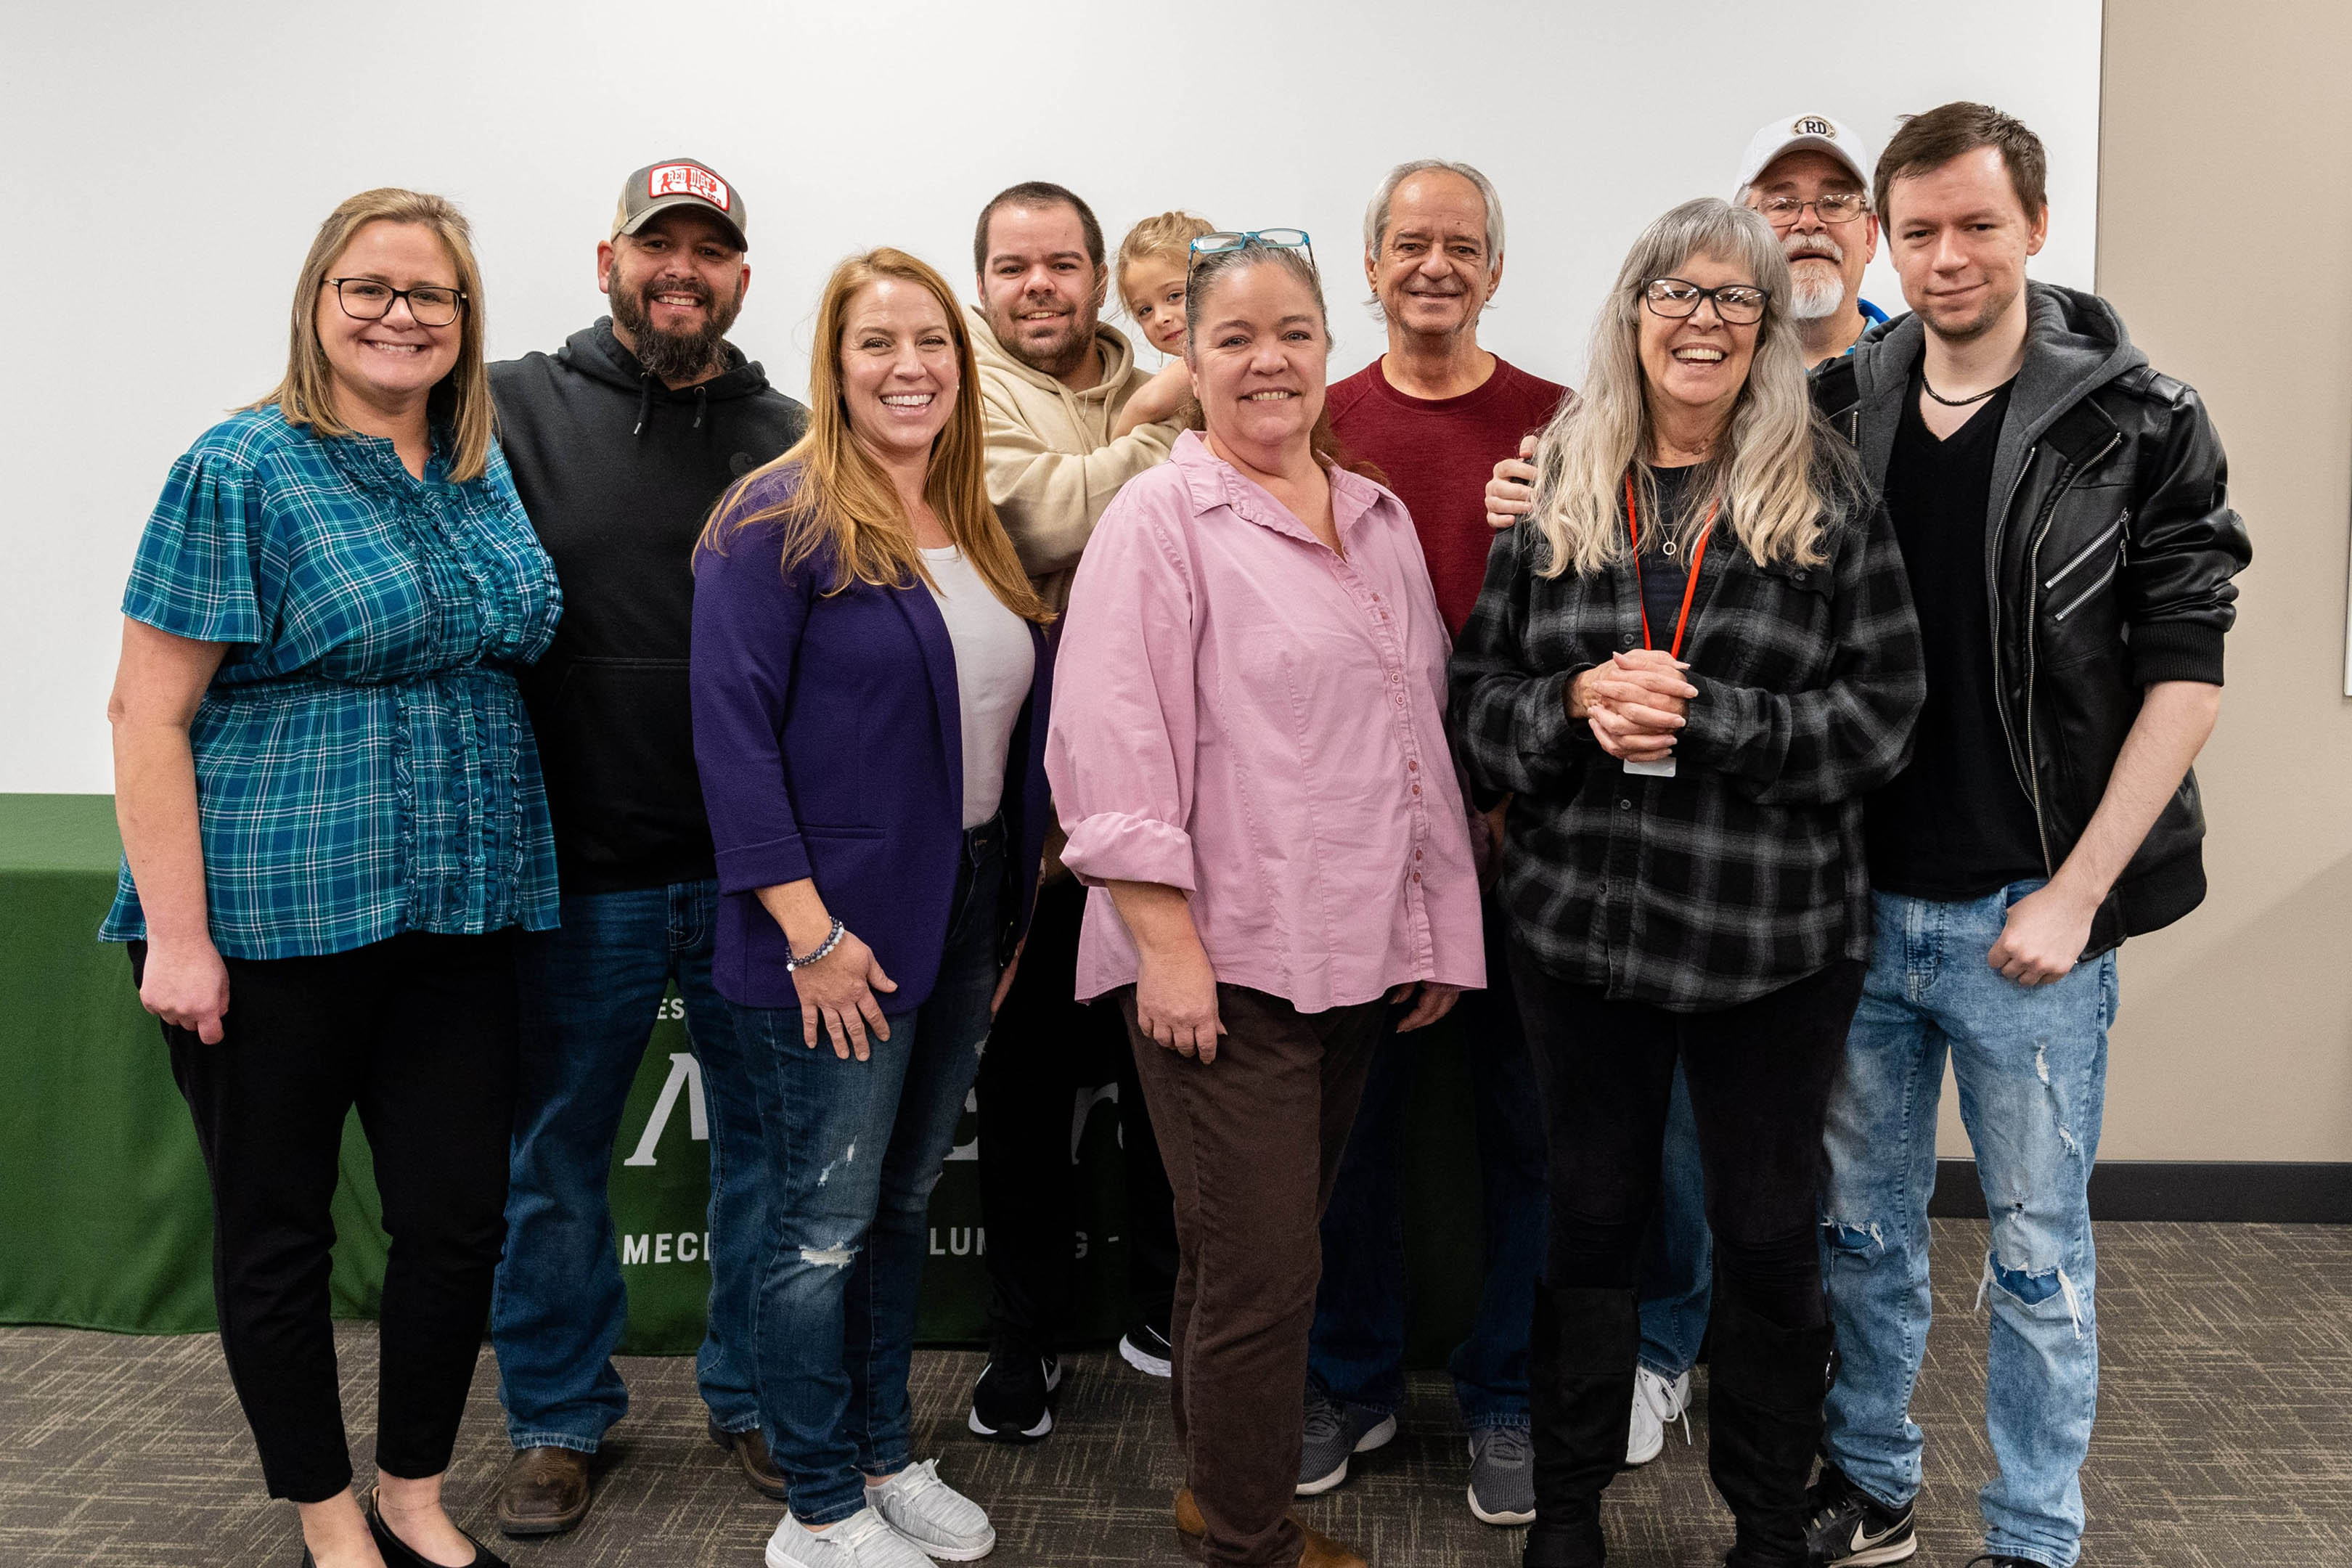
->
[[1121, 984, 1393, 1566]]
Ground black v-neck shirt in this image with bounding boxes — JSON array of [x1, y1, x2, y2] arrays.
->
[[1633, 464, 1700, 649], [1863, 368, 2048, 899]]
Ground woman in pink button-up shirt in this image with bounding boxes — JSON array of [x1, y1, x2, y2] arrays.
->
[[1046, 237, 1484, 1568]]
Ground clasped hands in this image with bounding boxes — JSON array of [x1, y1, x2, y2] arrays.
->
[[1569, 650, 1696, 763]]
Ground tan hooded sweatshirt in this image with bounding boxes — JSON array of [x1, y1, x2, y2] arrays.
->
[[965, 302, 1181, 610]]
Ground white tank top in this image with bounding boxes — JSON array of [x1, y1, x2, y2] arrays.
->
[[920, 545, 1037, 829]]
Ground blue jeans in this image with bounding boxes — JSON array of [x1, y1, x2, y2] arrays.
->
[[739, 823, 1005, 1526], [492, 880, 767, 1450], [1821, 882, 2116, 1568], [1307, 897, 1548, 1430], [1636, 1063, 1713, 1380]]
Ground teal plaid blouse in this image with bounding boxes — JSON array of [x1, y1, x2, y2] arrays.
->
[[101, 408, 564, 959]]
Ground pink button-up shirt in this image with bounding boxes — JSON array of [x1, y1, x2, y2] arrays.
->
[[1048, 430, 1485, 1012]]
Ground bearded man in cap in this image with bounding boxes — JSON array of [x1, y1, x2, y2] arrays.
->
[[1734, 112, 1890, 367], [486, 158, 808, 1536]]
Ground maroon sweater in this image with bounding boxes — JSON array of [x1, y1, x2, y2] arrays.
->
[[1326, 355, 1569, 637]]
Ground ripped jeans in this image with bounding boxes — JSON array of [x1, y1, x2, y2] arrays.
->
[[1821, 882, 2116, 1568], [735, 820, 1005, 1526]]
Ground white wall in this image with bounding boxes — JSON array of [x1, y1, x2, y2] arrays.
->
[[0, 0, 2100, 792]]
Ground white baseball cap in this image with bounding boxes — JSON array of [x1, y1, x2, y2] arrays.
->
[[1732, 113, 1876, 198]]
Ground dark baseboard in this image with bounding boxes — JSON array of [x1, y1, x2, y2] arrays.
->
[[1927, 1159, 2352, 1222]]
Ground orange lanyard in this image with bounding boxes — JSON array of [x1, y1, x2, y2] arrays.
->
[[1624, 471, 1718, 660]]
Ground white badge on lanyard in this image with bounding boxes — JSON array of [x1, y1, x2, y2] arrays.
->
[[1624, 756, 1676, 777]]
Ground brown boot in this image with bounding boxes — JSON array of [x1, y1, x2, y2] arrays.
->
[[1173, 1487, 1206, 1559], [1172, 1488, 1367, 1568], [1295, 1519, 1369, 1568], [496, 1445, 591, 1537], [709, 1418, 789, 1501]]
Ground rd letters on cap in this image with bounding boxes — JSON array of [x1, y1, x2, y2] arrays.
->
[[1793, 115, 1837, 138], [648, 163, 730, 211]]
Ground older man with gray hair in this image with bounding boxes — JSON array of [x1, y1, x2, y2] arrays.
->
[[1734, 111, 1890, 366], [1295, 157, 1567, 1530]]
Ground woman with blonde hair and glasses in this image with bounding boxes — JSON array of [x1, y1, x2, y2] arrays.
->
[[103, 189, 558, 1568], [692, 247, 1053, 1568], [1450, 197, 1924, 1568], [1048, 232, 1485, 1568]]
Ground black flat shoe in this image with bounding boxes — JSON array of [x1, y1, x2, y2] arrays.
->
[[366, 1488, 510, 1568]]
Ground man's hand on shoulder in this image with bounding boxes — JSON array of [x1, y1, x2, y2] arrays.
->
[[1487, 434, 1538, 529]]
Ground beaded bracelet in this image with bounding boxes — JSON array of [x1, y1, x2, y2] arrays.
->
[[785, 918, 847, 972]]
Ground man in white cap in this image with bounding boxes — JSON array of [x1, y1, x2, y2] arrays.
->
[[1733, 112, 1890, 367]]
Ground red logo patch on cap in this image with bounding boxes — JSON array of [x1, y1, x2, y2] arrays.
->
[[648, 163, 730, 212]]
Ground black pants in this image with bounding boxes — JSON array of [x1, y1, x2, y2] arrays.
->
[[976, 875, 1179, 1352], [135, 931, 519, 1503], [1510, 946, 1865, 1568]]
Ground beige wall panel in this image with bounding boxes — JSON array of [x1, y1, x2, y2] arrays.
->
[[1938, 0, 2352, 1161]]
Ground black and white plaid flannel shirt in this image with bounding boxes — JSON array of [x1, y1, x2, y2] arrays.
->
[[1449, 448, 1925, 1012]]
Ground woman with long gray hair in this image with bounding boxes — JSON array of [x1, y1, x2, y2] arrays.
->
[[1450, 197, 1924, 1568]]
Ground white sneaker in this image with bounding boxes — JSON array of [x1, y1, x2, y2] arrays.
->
[[1625, 1366, 1692, 1466], [767, 1506, 936, 1568], [866, 1459, 995, 1561]]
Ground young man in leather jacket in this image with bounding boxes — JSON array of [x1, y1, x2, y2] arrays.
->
[[1802, 104, 2251, 1568]]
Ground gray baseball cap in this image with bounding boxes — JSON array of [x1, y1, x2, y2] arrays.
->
[[612, 158, 748, 250]]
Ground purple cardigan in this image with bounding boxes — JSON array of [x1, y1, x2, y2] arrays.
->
[[690, 470, 1053, 1010]]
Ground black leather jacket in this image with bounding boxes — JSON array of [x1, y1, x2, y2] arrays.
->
[[1813, 282, 2251, 954]]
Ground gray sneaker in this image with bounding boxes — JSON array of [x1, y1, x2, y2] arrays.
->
[[1295, 1387, 1397, 1495], [764, 1507, 935, 1568], [865, 1459, 994, 1561], [1466, 1426, 1535, 1526]]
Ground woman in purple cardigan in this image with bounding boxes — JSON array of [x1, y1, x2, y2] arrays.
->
[[690, 248, 1054, 1568]]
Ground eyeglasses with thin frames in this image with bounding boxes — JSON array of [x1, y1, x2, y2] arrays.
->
[[1641, 277, 1771, 327], [1753, 192, 1871, 229], [324, 277, 467, 328], [1187, 229, 1315, 278]]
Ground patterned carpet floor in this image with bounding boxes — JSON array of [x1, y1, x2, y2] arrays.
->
[[3, 1220, 2347, 1567]]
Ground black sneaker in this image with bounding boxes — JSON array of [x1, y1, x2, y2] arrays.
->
[[1804, 1462, 1916, 1566], [1964, 1557, 2049, 1568], [967, 1347, 1061, 1442], [1119, 1320, 1173, 1379]]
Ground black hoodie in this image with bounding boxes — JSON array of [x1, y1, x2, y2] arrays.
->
[[491, 319, 808, 894]]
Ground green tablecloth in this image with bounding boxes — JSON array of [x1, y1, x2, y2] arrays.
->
[[0, 794, 1483, 1357]]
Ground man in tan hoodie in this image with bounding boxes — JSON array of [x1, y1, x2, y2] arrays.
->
[[965, 179, 1188, 1447], [965, 180, 1190, 610]]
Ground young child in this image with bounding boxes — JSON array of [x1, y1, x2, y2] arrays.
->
[[1116, 211, 1215, 361]]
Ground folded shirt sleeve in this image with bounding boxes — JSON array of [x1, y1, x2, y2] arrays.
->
[[1045, 489, 1199, 891]]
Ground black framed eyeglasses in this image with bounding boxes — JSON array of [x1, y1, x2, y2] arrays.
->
[[1754, 192, 1871, 229], [324, 277, 467, 327], [1641, 277, 1771, 327], [1188, 228, 1315, 277]]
